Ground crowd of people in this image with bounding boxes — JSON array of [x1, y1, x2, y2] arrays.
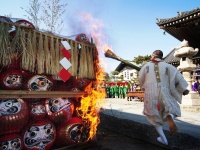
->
[[105, 83, 128, 99], [104, 83, 141, 99]]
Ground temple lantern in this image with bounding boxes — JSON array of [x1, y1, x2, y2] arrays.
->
[[0, 98, 29, 135], [22, 119, 56, 150]]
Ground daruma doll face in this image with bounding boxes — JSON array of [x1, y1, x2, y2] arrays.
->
[[45, 98, 74, 125], [28, 75, 53, 91], [1, 70, 23, 89], [22, 120, 56, 150], [0, 134, 23, 150], [30, 102, 46, 121]]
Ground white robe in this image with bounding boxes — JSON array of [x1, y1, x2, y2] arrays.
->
[[138, 61, 188, 125]]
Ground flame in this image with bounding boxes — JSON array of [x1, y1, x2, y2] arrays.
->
[[75, 12, 114, 140], [76, 57, 106, 140]]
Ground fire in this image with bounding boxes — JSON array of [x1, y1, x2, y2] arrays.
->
[[75, 12, 112, 141], [76, 58, 106, 140]]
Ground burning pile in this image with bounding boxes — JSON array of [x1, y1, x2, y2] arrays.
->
[[0, 17, 106, 150]]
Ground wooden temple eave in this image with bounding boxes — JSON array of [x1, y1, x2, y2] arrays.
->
[[157, 8, 200, 27]]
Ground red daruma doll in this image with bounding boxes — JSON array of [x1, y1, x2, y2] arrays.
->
[[27, 75, 54, 91], [0, 70, 23, 90], [55, 117, 87, 147], [0, 133, 23, 150], [0, 98, 29, 135], [45, 98, 74, 125], [22, 119, 56, 150], [30, 101, 46, 121]]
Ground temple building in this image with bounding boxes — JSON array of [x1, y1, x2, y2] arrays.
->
[[157, 7, 200, 67]]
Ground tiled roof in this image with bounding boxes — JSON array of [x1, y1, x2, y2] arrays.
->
[[157, 7, 200, 25], [163, 48, 180, 63], [156, 7, 200, 62]]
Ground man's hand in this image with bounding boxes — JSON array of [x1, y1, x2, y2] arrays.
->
[[183, 89, 189, 96]]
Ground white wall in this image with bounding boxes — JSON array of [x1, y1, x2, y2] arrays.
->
[[116, 68, 137, 81]]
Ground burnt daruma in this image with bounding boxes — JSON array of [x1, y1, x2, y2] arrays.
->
[[45, 98, 74, 125], [55, 117, 89, 147]]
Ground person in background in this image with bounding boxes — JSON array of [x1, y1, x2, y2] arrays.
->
[[105, 84, 110, 98], [114, 83, 119, 98], [138, 50, 189, 145], [192, 80, 198, 92], [133, 84, 137, 91], [119, 84, 123, 98], [109, 84, 114, 98], [197, 79, 200, 96], [122, 84, 128, 99]]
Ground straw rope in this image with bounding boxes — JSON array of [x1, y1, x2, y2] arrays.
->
[[44, 34, 49, 73], [54, 38, 60, 74], [20, 29, 27, 69], [49, 36, 55, 74], [37, 33, 44, 74], [79, 45, 88, 78], [68, 40, 78, 76], [87, 47, 95, 78], [0, 22, 12, 66], [0, 21, 97, 79]]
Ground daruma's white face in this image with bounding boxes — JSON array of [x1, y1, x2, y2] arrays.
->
[[0, 99, 21, 116], [28, 75, 53, 91], [4, 74, 22, 87], [0, 138, 22, 150], [24, 124, 55, 149]]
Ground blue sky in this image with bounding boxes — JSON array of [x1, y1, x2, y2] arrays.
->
[[1, 0, 200, 73]]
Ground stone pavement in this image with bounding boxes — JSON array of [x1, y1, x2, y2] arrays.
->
[[100, 98, 200, 150]]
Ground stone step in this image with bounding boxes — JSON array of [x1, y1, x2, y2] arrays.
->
[[181, 106, 200, 112]]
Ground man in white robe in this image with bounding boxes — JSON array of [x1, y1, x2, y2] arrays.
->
[[138, 50, 189, 145]]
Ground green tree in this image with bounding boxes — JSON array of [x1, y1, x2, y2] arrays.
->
[[133, 55, 151, 66], [111, 70, 119, 75]]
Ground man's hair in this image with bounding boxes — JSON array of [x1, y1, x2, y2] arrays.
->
[[152, 50, 163, 59]]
